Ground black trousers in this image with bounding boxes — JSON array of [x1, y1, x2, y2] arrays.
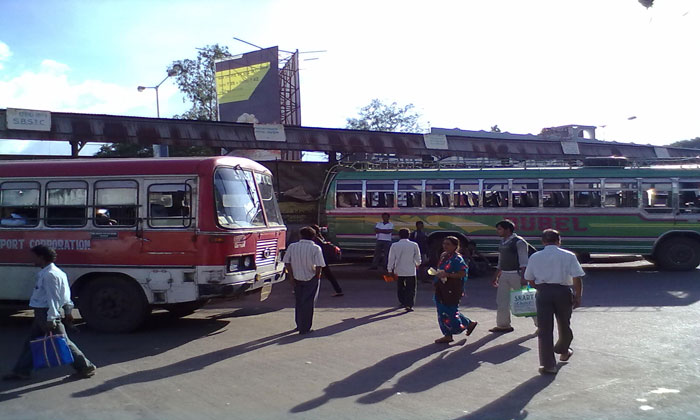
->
[[322, 266, 342, 294], [294, 278, 320, 333], [12, 308, 94, 376], [397, 276, 417, 308], [536, 284, 574, 369]]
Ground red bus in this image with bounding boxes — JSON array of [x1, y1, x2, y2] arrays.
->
[[0, 156, 286, 331]]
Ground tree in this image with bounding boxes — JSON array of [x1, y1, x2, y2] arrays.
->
[[95, 45, 227, 157], [94, 143, 153, 158], [346, 99, 423, 133], [669, 137, 700, 149], [169, 44, 231, 121]]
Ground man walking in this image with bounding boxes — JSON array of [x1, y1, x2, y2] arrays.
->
[[490, 219, 535, 333], [387, 228, 422, 311], [3, 245, 96, 381], [283, 227, 326, 334], [409, 221, 429, 283], [524, 229, 585, 374], [370, 213, 393, 270]]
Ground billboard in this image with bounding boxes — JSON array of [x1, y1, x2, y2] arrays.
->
[[215, 46, 280, 124]]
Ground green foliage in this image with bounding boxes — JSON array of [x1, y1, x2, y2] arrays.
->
[[94, 44, 227, 158], [94, 143, 218, 158], [669, 137, 700, 149], [169, 44, 231, 121], [94, 143, 153, 158], [346, 99, 422, 133]]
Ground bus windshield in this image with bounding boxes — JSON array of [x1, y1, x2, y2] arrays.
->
[[214, 167, 265, 228]]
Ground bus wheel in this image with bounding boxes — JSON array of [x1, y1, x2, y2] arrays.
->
[[655, 238, 700, 271], [79, 276, 150, 333], [165, 300, 209, 318]]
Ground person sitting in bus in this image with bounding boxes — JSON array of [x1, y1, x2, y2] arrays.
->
[[95, 209, 118, 226], [1, 211, 27, 226]]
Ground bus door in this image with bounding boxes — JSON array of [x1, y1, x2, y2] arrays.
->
[[139, 179, 198, 256]]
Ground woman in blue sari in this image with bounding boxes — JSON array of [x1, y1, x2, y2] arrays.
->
[[433, 236, 478, 343]]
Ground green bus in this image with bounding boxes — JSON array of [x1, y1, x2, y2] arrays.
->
[[324, 162, 700, 271]]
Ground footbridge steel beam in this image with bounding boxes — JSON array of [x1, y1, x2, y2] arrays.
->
[[1, 109, 697, 160]]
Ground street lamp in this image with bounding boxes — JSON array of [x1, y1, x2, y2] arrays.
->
[[137, 65, 181, 157]]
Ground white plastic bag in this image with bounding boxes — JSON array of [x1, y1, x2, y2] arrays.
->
[[510, 286, 537, 317]]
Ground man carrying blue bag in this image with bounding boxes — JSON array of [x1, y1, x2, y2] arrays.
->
[[2, 245, 96, 381]]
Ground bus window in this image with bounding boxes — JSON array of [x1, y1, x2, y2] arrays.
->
[[255, 173, 284, 225], [641, 180, 672, 213], [679, 180, 700, 213], [483, 180, 508, 208], [543, 180, 570, 208], [335, 181, 362, 208], [454, 181, 479, 207], [574, 179, 602, 208], [148, 184, 192, 228], [46, 181, 88, 227], [94, 180, 138, 227], [214, 168, 265, 228], [0, 182, 40, 227], [397, 180, 422, 208], [512, 179, 539, 208], [426, 180, 450, 207], [366, 180, 395, 208], [603, 179, 638, 208]]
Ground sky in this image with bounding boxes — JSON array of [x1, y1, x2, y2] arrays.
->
[[0, 0, 698, 156]]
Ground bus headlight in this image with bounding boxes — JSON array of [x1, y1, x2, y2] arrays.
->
[[227, 255, 255, 272], [242, 256, 253, 269]]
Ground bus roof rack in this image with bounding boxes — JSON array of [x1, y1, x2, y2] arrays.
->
[[338, 155, 700, 171], [582, 156, 629, 167]]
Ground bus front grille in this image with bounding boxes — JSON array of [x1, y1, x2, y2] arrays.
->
[[256, 239, 278, 267]]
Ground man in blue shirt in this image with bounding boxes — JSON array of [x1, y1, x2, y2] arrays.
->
[[3, 245, 96, 381]]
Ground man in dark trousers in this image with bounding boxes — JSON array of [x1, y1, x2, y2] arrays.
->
[[283, 227, 326, 334], [3, 245, 96, 381], [409, 221, 429, 283], [524, 229, 585, 374], [387, 228, 422, 311], [370, 213, 393, 270]]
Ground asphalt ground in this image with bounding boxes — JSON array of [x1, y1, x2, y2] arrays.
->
[[1, 258, 699, 420]]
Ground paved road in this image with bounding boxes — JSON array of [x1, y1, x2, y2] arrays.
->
[[1, 260, 699, 420]]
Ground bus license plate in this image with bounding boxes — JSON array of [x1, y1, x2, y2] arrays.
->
[[260, 281, 272, 301]]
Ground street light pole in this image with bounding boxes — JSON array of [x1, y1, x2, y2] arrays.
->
[[137, 66, 181, 157]]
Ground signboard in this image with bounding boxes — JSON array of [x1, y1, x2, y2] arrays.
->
[[6, 108, 51, 131], [423, 134, 449, 150], [560, 141, 580, 155], [216, 47, 280, 124], [254, 124, 286, 142], [654, 147, 671, 158]]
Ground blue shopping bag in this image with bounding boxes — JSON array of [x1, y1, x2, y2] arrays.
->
[[30, 333, 75, 370]]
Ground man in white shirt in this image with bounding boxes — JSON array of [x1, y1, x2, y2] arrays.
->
[[3, 245, 96, 381], [370, 213, 394, 270], [387, 228, 422, 311], [524, 229, 585, 375], [283, 227, 326, 334]]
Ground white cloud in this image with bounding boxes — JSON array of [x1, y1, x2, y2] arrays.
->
[[0, 41, 11, 70], [0, 57, 181, 155], [0, 58, 172, 115]]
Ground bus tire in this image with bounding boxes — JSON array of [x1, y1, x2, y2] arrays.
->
[[655, 237, 700, 271], [79, 276, 150, 333], [165, 300, 209, 318]]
